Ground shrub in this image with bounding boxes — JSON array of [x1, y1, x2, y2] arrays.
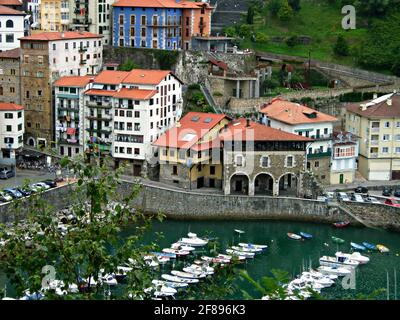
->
[[188, 84, 201, 90], [333, 35, 349, 56]]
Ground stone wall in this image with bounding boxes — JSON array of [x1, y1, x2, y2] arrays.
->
[[0, 56, 21, 104]]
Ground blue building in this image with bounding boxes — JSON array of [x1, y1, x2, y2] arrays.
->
[[112, 3, 183, 50]]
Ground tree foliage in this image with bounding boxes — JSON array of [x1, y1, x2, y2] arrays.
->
[[118, 59, 139, 71], [333, 35, 350, 56], [277, 0, 294, 21]]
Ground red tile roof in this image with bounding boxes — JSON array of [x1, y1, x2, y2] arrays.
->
[[0, 47, 20, 59], [84, 89, 116, 97], [0, 0, 22, 5], [0, 102, 23, 111], [0, 4, 24, 15], [54, 75, 94, 87], [122, 69, 174, 85], [113, 88, 157, 100], [219, 119, 312, 142], [19, 31, 103, 41], [153, 112, 230, 149], [346, 93, 400, 118], [93, 70, 129, 85], [113, 0, 212, 9], [260, 98, 338, 124]]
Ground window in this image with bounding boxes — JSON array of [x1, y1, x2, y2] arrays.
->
[[134, 111, 140, 118], [210, 166, 216, 175], [172, 165, 177, 175], [4, 113, 13, 119], [395, 134, 400, 141], [6, 20, 13, 28], [397, 122, 400, 128], [130, 15, 135, 24], [260, 156, 269, 168], [18, 124, 22, 131], [127, 147, 132, 154], [18, 111, 22, 118], [315, 161, 319, 168], [383, 134, 390, 141], [170, 149, 175, 157], [286, 156, 294, 167], [134, 148, 140, 155], [396, 147, 400, 154], [382, 147, 389, 153], [384, 121, 390, 128], [6, 125, 12, 132], [235, 155, 244, 167]]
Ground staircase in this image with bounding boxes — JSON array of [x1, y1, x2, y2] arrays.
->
[[200, 80, 223, 114]]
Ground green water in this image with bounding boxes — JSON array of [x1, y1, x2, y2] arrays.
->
[[132, 219, 400, 300], [2, 219, 400, 300]]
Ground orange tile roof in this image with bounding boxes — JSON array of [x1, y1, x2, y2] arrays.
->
[[93, 70, 130, 85], [113, 88, 157, 100], [122, 69, 173, 85], [19, 31, 103, 41], [260, 98, 338, 125], [0, 47, 20, 59], [153, 112, 230, 149], [0, 0, 22, 5], [84, 89, 116, 97], [219, 119, 312, 142], [0, 102, 23, 111], [113, 0, 212, 9], [0, 4, 24, 15], [54, 75, 94, 87]]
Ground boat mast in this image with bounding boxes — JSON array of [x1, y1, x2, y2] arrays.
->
[[387, 270, 390, 300], [395, 268, 397, 300]]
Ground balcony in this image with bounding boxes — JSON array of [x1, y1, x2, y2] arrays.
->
[[58, 106, 79, 112], [79, 46, 88, 53], [370, 153, 379, 158], [59, 138, 80, 146], [86, 114, 112, 121], [86, 127, 112, 134], [307, 151, 332, 159], [371, 127, 380, 133], [86, 101, 112, 109], [310, 133, 333, 141], [370, 140, 379, 146]]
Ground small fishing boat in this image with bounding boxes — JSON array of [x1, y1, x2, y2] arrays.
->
[[335, 251, 369, 264], [331, 236, 345, 244], [317, 266, 351, 277], [161, 274, 199, 284], [238, 243, 268, 250], [376, 244, 390, 253], [201, 256, 230, 264], [171, 270, 206, 279], [162, 248, 190, 257], [319, 255, 360, 269], [101, 274, 118, 286], [152, 280, 188, 289], [217, 253, 246, 262], [226, 248, 255, 258], [153, 286, 177, 298], [287, 233, 302, 240], [350, 242, 366, 251], [362, 242, 377, 251], [171, 242, 196, 252], [299, 232, 313, 239], [183, 264, 214, 276], [333, 221, 350, 228], [179, 237, 208, 247], [151, 251, 177, 259], [230, 245, 263, 253]]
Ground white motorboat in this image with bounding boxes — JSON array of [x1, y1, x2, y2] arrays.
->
[[187, 232, 198, 238], [179, 237, 208, 247], [171, 242, 196, 251], [230, 245, 262, 253], [162, 248, 190, 257], [153, 285, 177, 297], [101, 274, 118, 286], [152, 280, 188, 289], [217, 253, 246, 262], [161, 274, 199, 284], [317, 266, 352, 277], [319, 255, 360, 269], [308, 269, 338, 281], [301, 272, 334, 288], [171, 270, 207, 279], [288, 278, 320, 294], [201, 256, 230, 264], [183, 265, 214, 276], [226, 248, 255, 258], [335, 251, 370, 264], [238, 243, 268, 250]]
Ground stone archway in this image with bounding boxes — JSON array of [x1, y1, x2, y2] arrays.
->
[[27, 137, 36, 147], [254, 173, 274, 196], [230, 173, 250, 195], [278, 173, 298, 197]]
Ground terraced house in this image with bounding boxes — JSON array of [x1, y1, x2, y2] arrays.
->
[[112, 0, 213, 50], [345, 92, 400, 181]]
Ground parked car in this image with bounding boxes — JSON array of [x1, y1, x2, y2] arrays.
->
[[382, 187, 393, 197], [338, 192, 350, 202], [16, 187, 32, 197], [0, 191, 13, 202], [42, 179, 57, 188], [352, 194, 364, 202], [325, 192, 335, 200], [0, 169, 14, 179], [384, 198, 400, 207], [55, 176, 64, 183], [32, 182, 50, 191], [3, 188, 23, 199], [354, 186, 368, 194], [393, 189, 400, 198], [364, 196, 381, 204], [317, 196, 328, 202], [27, 184, 40, 193]]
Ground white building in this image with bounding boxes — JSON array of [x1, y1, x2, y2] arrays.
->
[[0, 102, 24, 165], [54, 75, 93, 157], [0, 5, 25, 52], [26, 0, 41, 28], [83, 69, 183, 176], [260, 98, 356, 185]]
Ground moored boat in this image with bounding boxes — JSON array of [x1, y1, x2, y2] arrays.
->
[[230, 245, 262, 253], [152, 279, 188, 289], [362, 242, 377, 251], [331, 236, 345, 244], [350, 242, 366, 251], [201, 256, 230, 264], [226, 248, 255, 258], [287, 233, 302, 240], [335, 251, 369, 264], [179, 237, 208, 247], [333, 221, 350, 228], [161, 274, 199, 284], [376, 244, 390, 253], [319, 255, 360, 269], [300, 232, 313, 239], [317, 265, 352, 277], [171, 270, 206, 279], [238, 243, 268, 250], [162, 248, 190, 257]]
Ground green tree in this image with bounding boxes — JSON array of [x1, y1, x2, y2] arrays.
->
[[277, 0, 293, 21], [286, 35, 298, 47], [333, 35, 350, 56], [0, 156, 163, 299], [247, 6, 255, 24], [118, 59, 139, 71], [269, 0, 283, 16], [255, 32, 269, 43]]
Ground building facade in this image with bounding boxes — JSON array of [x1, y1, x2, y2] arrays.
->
[[19, 31, 103, 147], [0, 102, 24, 167], [0, 5, 25, 51], [112, 0, 213, 50], [154, 111, 230, 189], [345, 92, 400, 181], [261, 98, 341, 185], [54, 75, 92, 157], [0, 48, 21, 104], [40, 0, 70, 31]]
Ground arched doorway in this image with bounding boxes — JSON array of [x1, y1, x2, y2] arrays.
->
[[254, 173, 274, 195], [230, 174, 249, 195], [27, 137, 35, 147], [278, 173, 298, 196]]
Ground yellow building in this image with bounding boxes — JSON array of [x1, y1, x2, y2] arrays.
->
[[345, 92, 400, 180], [153, 112, 230, 190], [40, 0, 70, 31]]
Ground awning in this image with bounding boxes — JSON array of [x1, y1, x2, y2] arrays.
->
[[66, 128, 76, 135]]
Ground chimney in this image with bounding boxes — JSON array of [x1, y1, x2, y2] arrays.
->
[[246, 118, 250, 127], [61, 32, 65, 38], [387, 98, 392, 106], [373, 93, 378, 99]]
